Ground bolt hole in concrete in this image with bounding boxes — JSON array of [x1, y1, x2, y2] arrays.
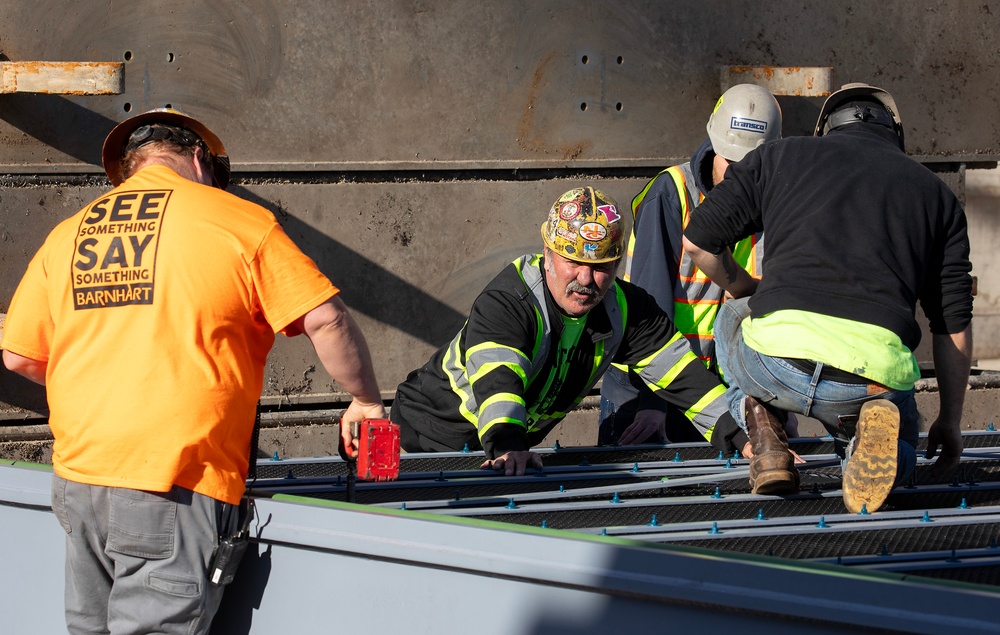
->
[[123, 102, 132, 113], [164, 103, 172, 109], [581, 55, 588, 64], [123, 50, 133, 61], [616, 102, 623, 111], [166, 52, 174, 62], [617, 55, 623, 64], [580, 102, 587, 111]]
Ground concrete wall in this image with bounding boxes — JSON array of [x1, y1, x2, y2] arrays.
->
[[968, 167, 1000, 360]]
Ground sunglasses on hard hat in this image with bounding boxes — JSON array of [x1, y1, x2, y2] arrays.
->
[[125, 123, 209, 155]]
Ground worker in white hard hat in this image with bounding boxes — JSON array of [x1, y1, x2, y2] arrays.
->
[[600, 84, 785, 455], [391, 186, 739, 475], [683, 83, 972, 513], [2, 108, 385, 633]]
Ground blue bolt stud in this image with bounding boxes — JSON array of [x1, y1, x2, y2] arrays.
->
[[580, 455, 590, 467], [461, 443, 470, 453], [816, 516, 829, 528], [552, 440, 561, 450], [672, 451, 682, 462], [559, 485, 565, 493], [880, 544, 891, 557], [733, 449, 741, 459], [601, 528, 607, 536], [285, 469, 296, 480], [541, 520, 548, 529], [947, 549, 960, 563], [957, 498, 969, 509], [716, 450, 726, 461], [506, 498, 518, 510], [724, 458, 734, 469], [631, 462, 641, 473], [811, 483, 821, 495], [711, 487, 723, 499], [990, 537, 998, 549], [989, 422, 997, 432], [436, 471, 445, 481], [271, 451, 280, 461], [610, 492, 622, 504], [755, 508, 767, 521], [400, 502, 407, 510], [648, 514, 659, 527], [858, 503, 870, 516], [920, 511, 933, 523], [708, 522, 721, 535]]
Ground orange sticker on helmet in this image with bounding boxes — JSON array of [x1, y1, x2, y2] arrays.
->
[[579, 222, 607, 241]]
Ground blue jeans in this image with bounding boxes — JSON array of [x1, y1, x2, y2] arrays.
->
[[51, 475, 240, 635], [714, 298, 917, 484]]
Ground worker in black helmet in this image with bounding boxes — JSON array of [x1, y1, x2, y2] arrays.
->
[[682, 83, 973, 513]]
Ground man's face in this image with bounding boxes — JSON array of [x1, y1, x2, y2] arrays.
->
[[711, 153, 731, 187], [543, 247, 618, 317]]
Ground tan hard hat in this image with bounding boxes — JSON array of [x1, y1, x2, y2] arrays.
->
[[102, 108, 230, 189]]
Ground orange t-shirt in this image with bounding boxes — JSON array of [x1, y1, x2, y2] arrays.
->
[[2, 165, 338, 504]]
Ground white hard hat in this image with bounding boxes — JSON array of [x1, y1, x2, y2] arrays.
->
[[706, 84, 782, 162]]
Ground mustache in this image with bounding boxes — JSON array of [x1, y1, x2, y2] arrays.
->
[[566, 280, 599, 296]]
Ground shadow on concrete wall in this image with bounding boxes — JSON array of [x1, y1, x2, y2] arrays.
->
[[0, 95, 118, 165], [229, 186, 467, 348]]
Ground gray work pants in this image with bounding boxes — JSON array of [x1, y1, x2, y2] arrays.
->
[[51, 474, 240, 635]]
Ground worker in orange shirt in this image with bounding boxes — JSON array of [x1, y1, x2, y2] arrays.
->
[[2, 109, 385, 634]]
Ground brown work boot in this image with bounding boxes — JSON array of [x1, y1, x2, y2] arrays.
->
[[842, 399, 900, 513], [745, 397, 800, 495]]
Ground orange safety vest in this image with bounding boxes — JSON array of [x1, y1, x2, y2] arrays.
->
[[626, 163, 761, 366]]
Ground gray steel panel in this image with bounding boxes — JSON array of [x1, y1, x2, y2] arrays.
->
[[0, 0, 998, 171], [4, 463, 1000, 634]]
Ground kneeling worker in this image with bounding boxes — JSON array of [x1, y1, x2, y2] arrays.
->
[[391, 187, 738, 475]]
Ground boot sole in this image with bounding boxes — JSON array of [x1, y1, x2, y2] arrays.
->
[[842, 399, 900, 513], [752, 470, 799, 495]]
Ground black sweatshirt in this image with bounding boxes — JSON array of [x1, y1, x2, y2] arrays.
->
[[684, 124, 973, 350]]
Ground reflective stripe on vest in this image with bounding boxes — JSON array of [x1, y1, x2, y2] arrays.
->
[[441, 254, 627, 440]]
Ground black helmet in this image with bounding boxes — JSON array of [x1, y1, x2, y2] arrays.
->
[[813, 83, 904, 150]]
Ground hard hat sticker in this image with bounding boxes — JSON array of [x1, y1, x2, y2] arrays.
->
[[598, 204, 620, 223], [556, 227, 578, 242], [729, 116, 767, 133], [559, 202, 580, 220], [712, 95, 724, 115], [579, 222, 607, 241]]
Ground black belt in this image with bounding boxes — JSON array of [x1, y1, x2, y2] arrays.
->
[[782, 358, 873, 385]]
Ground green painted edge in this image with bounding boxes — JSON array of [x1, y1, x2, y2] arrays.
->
[[267, 492, 1000, 595], [0, 460, 53, 471]]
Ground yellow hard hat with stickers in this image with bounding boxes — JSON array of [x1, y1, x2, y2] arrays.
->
[[540, 187, 624, 264]]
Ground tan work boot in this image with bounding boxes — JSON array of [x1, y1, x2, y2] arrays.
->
[[842, 399, 900, 513], [745, 397, 799, 495]]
